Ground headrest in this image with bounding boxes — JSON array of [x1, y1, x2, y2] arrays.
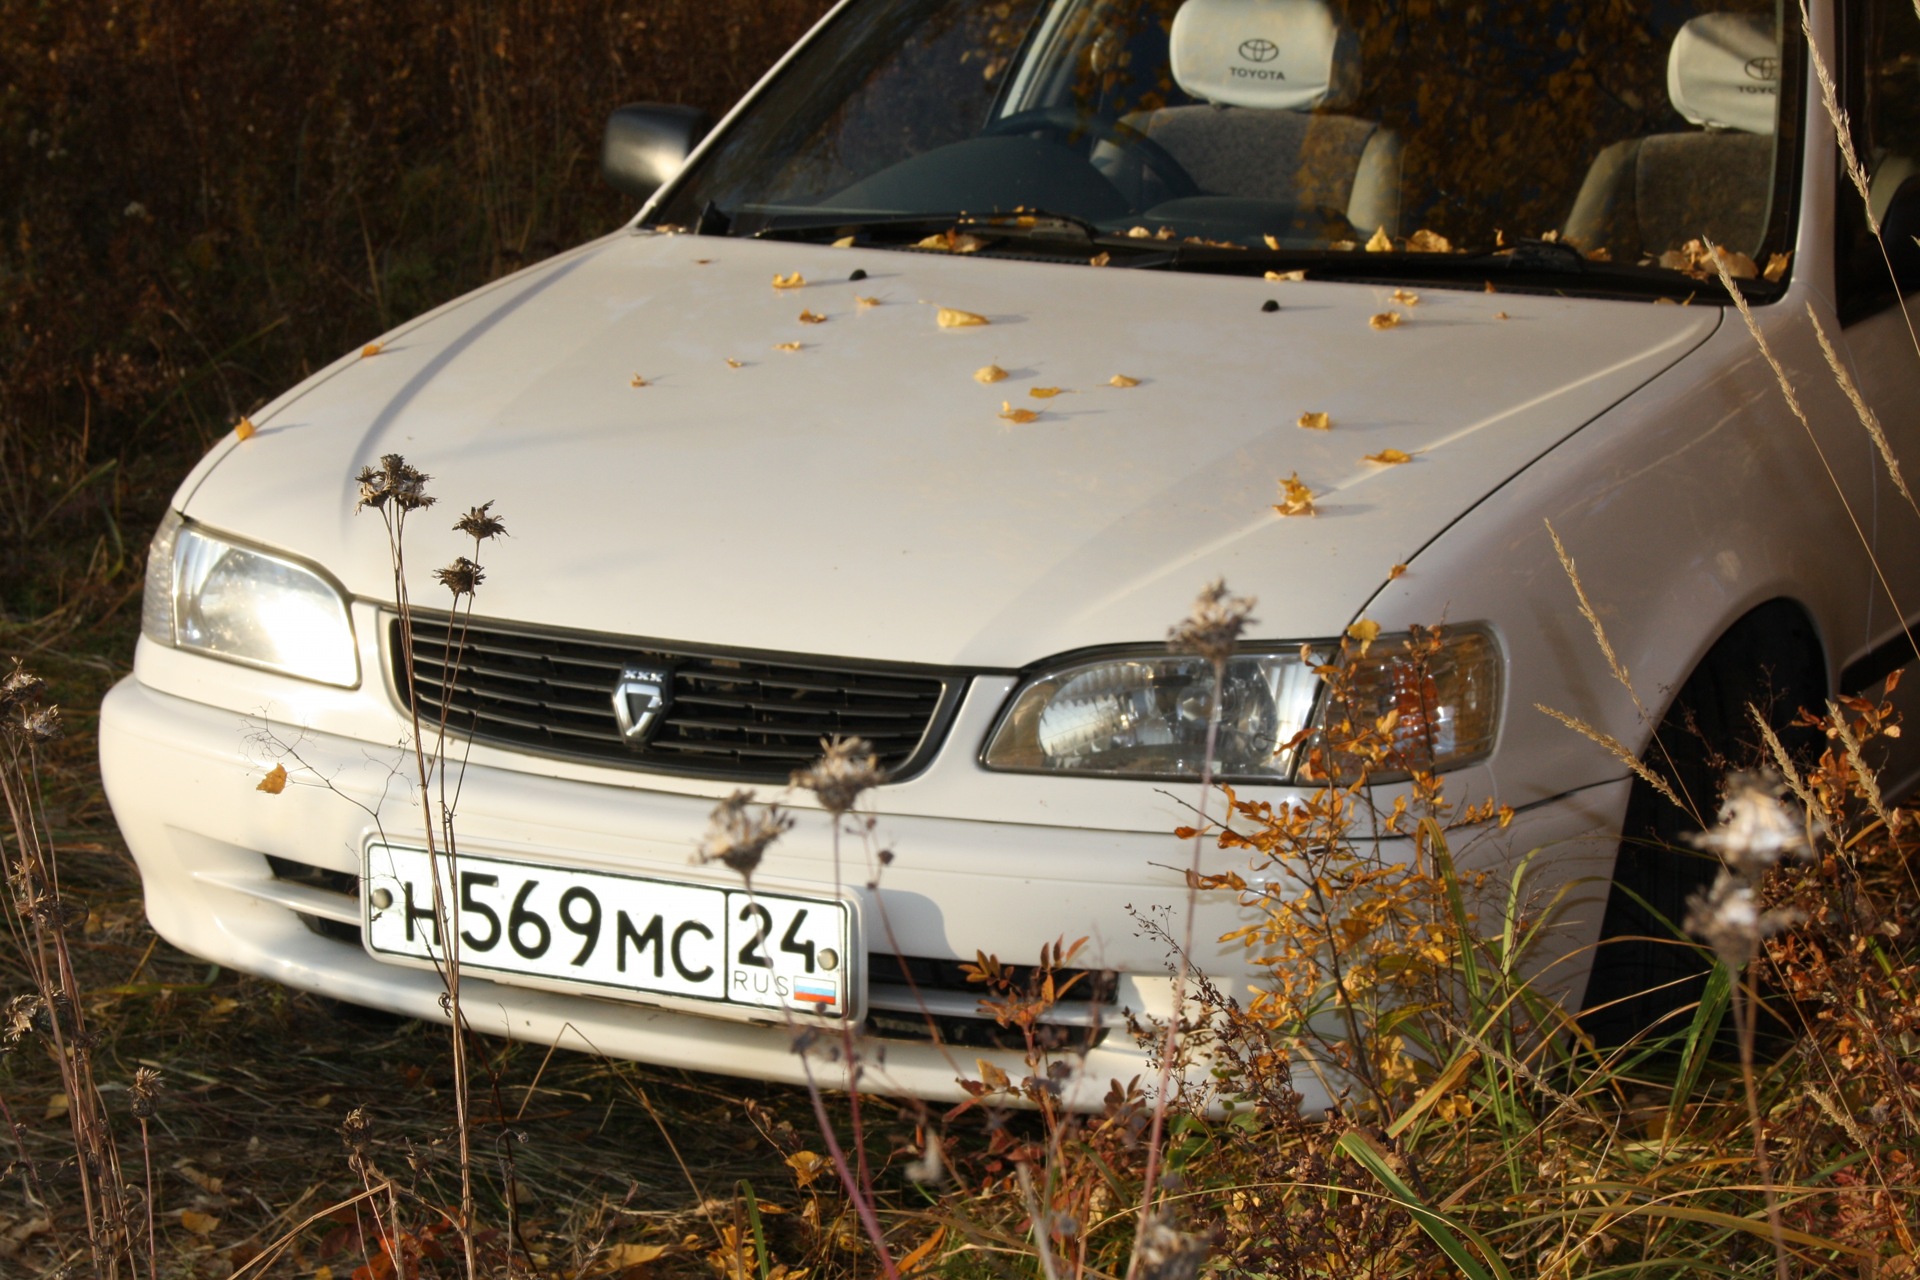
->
[[1668, 13, 1780, 134], [1170, 0, 1359, 112]]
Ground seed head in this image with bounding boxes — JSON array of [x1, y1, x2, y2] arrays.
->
[[433, 556, 485, 598], [696, 790, 793, 880], [18, 705, 61, 743], [1134, 1208, 1212, 1280], [454, 502, 507, 542], [1688, 770, 1808, 876], [1685, 873, 1802, 973], [1167, 578, 1257, 665], [354, 453, 435, 513], [791, 736, 885, 816], [129, 1067, 163, 1119], [1, 660, 46, 711], [3, 994, 40, 1049]]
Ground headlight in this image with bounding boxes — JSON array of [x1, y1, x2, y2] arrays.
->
[[141, 511, 358, 687], [981, 650, 1325, 780], [981, 628, 1501, 783], [1305, 627, 1502, 783]]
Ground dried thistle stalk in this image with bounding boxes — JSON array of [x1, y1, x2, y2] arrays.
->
[[1544, 519, 1645, 720], [1808, 304, 1920, 520], [1168, 578, 1257, 665]]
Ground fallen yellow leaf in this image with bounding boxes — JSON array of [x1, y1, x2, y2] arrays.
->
[[1389, 563, 1408, 579], [855, 296, 881, 308], [233, 417, 257, 442], [1764, 251, 1792, 282], [898, 1226, 947, 1276], [593, 1242, 669, 1273], [1369, 311, 1404, 330], [1297, 411, 1331, 431], [1493, 311, 1511, 320], [771, 272, 805, 289], [1028, 386, 1064, 398], [1274, 473, 1316, 517], [629, 374, 649, 387], [1407, 228, 1454, 253], [998, 401, 1039, 424], [179, 1210, 219, 1236], [206, 996, 240, 1018], [361, 342, 383, 358], [726, 358, 743, 368], [1126, 226, 1153, 238], [797, 309, 827, 324], [1265, 269, 1306, 282], [974, 364, 1007, 384], [1366, 226, 1393, 252], [257, 763, 288, 795], [1347, 619, 1382, 654], [44, 1093, 68, 1121], [1263, 234, 1281, 250], [1365, 448, 1413, 465], [786, 1151, 828, 1188], [1108, 374, 1139, 387], [772, 342, 803, 351], [831, 235, 855, 248], [936, 307, 989, 328], [1390, 288, 1420, 305], [1088, 251, 1111, 267]]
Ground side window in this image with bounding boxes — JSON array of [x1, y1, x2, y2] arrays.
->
[[1837, 0, 1920, 322]]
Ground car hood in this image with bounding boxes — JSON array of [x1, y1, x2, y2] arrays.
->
[[183, 231, 1717, 667]]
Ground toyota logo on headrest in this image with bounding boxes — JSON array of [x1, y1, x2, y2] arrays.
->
[[1239, 37, 1280, 63], [1745, 55, 1779, 81]]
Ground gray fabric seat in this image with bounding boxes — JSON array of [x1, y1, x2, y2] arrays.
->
[[1564, 13, 1780, 259], [1102, 0, 1402, 235]]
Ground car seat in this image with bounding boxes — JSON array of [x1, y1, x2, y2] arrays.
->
[[1563, 13, 1780, 260], [1101, 0, 1403, 236]]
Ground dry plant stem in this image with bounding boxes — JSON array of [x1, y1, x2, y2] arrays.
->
[[1802, 0, 1920, 364], [1712, 248, 1920, 672], [1808, 304, 1920, 521], [1016, 1162, 1064, 1280], [1129, 659, 1223, 1276], [1731, 970, 1791, 1280], [140, 1119, 156, 1280], [378, 503, 477, 1279], [797, 1051, 903, 1280], [823, 815, 892, 1271]]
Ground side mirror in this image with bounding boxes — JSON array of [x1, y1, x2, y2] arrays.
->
[[601, 104, 711, 202], [1882, 174, 1920, 294]]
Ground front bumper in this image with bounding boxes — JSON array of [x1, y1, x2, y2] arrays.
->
[[98, 674, 1629, 1109]]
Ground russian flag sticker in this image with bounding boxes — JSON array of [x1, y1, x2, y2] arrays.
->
[[794, 977, 839, 1006]]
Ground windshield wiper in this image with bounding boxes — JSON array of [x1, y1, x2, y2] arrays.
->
[[746, 209, 1106, 246]]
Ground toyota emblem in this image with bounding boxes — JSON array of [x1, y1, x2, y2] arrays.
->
[[1239, 37, 1280, 63]]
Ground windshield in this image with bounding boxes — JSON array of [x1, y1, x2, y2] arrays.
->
[[652, 0, 1797, 293]]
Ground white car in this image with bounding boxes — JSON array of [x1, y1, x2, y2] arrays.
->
[[100, 0, 1920, 1107]]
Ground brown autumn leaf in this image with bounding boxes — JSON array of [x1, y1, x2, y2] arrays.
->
[[1764, 251, 1792, 282], [772, 341, 803, 352], [1494, 311, 1511, 320], [797, 309, 827, 324], [361, 342, 383, 358], [1369, 312, 1404, 330], [1265, 269, 1306, 282], [1297, 411, 1331, 430], [1346, 619, 1382, 655], [1484, 280, 1498, 293], [855, 296, 881, 308], [998, 401, 1039, 424], [771, 272, 805, 289], [590, 1243, 669, 1274], [1389, 563, 1408, 579], [936, 307, 989, 328], [1365, 226, 1394, 252], [179, 1210, 220, 1236], [1406, 228, 1454, 254], [1028, 387, 1064, 398], [974, 364, 1008, 384], [785, 1151, 828, 1189], [1390, 288, 1420, 306], [233, 417, 257, 441], [1088, 251, 1111, 267], [726, 358, 743, 368], [257, 763, 288, 795], [1274, 473, 1316, 517], [1331, 238, 1358, 251], [629, 374, 648, 388], [1365, 448, 1413, 465], [1108, 374, 1139, 387], [694, 258, 714, 265], [1586, 246, 1613, 262]]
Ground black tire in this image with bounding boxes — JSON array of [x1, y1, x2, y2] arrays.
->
[[1577, 601, 1823, 1048]]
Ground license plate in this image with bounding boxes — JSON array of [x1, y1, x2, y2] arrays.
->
[[363, 844, 859, 1022]]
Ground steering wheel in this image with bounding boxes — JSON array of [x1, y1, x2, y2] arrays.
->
[[980, 107, 1202, 202]]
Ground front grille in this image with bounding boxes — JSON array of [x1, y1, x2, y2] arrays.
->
[[391, 614, 965, 783]]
